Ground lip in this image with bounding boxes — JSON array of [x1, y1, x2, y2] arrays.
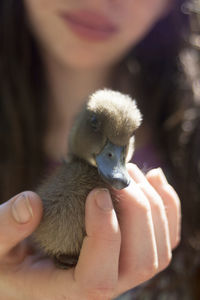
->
[[60, 10, 118, 41]]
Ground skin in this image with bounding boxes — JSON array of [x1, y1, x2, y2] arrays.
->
[[0, 0, 181, 299]]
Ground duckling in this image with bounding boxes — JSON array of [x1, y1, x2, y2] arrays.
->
[[32, 89, 142, 268]]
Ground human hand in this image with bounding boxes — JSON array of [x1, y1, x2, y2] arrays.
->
[[0, 164, 181, 300]]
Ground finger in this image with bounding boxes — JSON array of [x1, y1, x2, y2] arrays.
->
[[115, 179, 158, 294], [146, 168, 181, 249], [127, 164, 172, 271], [0, 191, 43, 259], [74, 189, 121, 300]]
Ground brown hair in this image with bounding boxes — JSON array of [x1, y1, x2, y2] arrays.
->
[[0, 1, 47, 201]]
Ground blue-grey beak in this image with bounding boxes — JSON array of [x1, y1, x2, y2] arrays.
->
[[95, 140, 130, 190]]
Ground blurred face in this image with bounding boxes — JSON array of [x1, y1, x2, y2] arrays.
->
[[24, 0, 171, 70]]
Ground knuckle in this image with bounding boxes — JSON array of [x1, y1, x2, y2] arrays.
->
[[168, 185, 181, 208], [135, 267, 156, 285], [162, 185, 180, 209], [159, 251, 172, 271], [122, 256, 159, 291], [165, 194, 176, 211], [133, 259, 158, 284], [135, 184, 151, 213], [137, 197, 151, 215], [172, 232, 181, 249], [151, 196, 163, 213], [175, 233, 181, 246], [131, 163, 140, 173], [144, 260, 159, 278]]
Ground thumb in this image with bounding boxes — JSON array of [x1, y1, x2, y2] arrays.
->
[[0, 191, 43, 258], [75, 189, 121, 298]]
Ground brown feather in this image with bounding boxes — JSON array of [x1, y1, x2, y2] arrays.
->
[[32, 89, 142, 268]]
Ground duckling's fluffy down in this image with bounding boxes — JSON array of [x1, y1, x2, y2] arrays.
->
[[87, 89, 142, 147], [32, 89, 142, 268], [87, 89, 142, 129]]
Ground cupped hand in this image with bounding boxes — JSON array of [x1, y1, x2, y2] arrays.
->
[[0, 164, 181, 300]]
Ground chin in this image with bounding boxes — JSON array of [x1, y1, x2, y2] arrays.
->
[[60, 52, 115, 70]]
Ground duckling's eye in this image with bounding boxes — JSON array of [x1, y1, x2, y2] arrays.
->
[[90, 114, 100, 131]]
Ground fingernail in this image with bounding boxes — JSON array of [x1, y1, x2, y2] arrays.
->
[[95, 189, 113, 211], [157, 168, 168, 185], [11, 193, 33, 224]]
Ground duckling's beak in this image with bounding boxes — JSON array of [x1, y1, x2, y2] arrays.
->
[[95, 140, 131, 190]]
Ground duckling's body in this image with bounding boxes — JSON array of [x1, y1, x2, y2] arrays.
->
[[32, 89, 142, 268], [34, 158, 110, 267]]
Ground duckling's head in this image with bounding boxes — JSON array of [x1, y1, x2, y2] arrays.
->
[[68, 89, 142, 190]]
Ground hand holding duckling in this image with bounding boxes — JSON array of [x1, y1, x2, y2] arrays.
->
[[0, 89, 181, 299], [0, 166, 181, 299], [0, 87, 181, 296]]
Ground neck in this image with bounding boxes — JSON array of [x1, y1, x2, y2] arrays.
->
[[44, 58, 113, 159]]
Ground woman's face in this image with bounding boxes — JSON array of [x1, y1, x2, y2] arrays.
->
[[24, 0, 171, 69]]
